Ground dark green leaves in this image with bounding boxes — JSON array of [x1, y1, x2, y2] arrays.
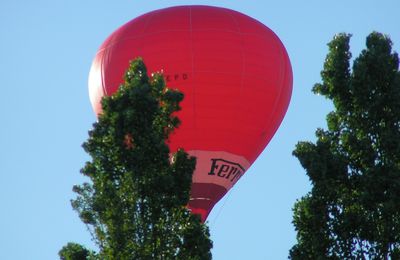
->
[[61, 58, 212, 259], [291, 33, 400, 259], [59, 243, 96, 260]]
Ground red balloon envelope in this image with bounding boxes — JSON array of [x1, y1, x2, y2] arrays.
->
[[88, 5, 292, 222]]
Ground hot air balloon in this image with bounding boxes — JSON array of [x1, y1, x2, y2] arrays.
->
[[88, 5, 292, 222]]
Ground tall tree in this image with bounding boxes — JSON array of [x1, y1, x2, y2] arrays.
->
[[61, 58, 212, 259], [290, 32, 400, 259]]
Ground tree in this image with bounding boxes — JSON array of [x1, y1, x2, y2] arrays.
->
[[61, 58, 212, 259], [59, 243, 96, 260], [290, 32, 400, 259]]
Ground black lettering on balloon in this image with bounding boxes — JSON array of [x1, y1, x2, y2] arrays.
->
[[217, 165, 230, 177], [164, 73, 189, 82], [208, 159, 245, 182]]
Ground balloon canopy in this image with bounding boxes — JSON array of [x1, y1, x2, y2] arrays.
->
[[88, 5, 292, 222]]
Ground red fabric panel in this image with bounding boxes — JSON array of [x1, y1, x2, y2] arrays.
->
[[188, 183, 228, 222]]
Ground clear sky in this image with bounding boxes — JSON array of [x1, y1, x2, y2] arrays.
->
[[0, 1, 399, 259]]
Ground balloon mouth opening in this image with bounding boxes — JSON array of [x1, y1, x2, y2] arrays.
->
[[188, 204, 213, 223], [187, 182, 230, 222]]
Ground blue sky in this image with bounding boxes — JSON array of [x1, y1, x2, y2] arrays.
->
[[0, 1, 399, 259]]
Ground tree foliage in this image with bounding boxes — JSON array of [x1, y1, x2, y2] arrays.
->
[[59, 243, 96, 260], [61, 58, 212, 259], [290, 32, 400, 259]]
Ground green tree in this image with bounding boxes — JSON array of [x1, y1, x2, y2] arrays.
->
[[59, 243, 96, 260], [290, 32, 400, 259], [61, 58, 212, 259]]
